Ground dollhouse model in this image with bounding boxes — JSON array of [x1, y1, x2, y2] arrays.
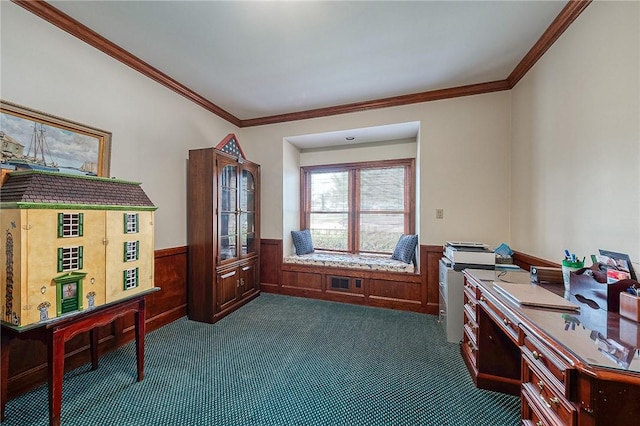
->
[[0, 170, 156, 327]]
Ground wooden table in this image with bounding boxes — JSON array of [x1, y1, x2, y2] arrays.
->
[[1, 293, 150, 426]]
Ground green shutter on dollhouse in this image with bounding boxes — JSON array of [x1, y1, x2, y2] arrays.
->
[[135, 241, 139, 260], [78, 246, 83, 269], [78, 213, 84, 236], [123, 213, 128, 233], [57, 248, 64, 272], [135, 213, 139, 232], [57, 213, 64, 237], [123, 270, 127, 289], [123, 242, 127, 262]]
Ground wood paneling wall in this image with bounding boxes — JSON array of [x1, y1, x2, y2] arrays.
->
[[260, 239, 442, 315], [5, 247, 187, 400]]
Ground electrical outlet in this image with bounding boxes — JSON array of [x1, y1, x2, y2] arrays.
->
[[436, 208, 444, 219]]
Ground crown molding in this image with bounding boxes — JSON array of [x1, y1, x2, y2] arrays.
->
[[508, 0, 592, 87], [14, 0, 591, 128], [239, 80, 511, 127]]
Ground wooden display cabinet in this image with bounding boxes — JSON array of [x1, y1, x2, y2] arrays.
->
[[187, 134, 260, 323]]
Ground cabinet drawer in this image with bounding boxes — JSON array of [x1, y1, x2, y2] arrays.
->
[[523, 359, 576, 425], [522, 333, 571, 395]]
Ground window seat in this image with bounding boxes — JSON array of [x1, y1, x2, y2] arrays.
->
[[283, 251, 415, 273]]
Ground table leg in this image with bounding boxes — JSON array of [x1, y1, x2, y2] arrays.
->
[[48, 330, 65, 426], [1, 333, 10, 422], [90, 328, 99, 371], [135, 299, 145, 382]]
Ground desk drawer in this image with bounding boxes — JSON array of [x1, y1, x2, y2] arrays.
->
[[522, 359, 576, 425], [464, 305, 477, 337], [521, 384, 558, 426], [463, 289, 477, 322], [462, 326, 478, 367], [479, 290, 519, 342], [522, 333, 571, 395]]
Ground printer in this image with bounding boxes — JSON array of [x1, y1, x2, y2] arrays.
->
[[443, 241, 495, 271]]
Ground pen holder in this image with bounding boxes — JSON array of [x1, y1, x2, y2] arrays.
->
[[562, 259, 584, 297]]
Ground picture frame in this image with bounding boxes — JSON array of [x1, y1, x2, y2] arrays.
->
[[598, 249, 637, 281], [0, 100, 111, 177]]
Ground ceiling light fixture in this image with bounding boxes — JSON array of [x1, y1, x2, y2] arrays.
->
[[346, 136, 355, 141]]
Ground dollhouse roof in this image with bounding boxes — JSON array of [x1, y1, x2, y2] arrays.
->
[[0, 171, 156, 209]]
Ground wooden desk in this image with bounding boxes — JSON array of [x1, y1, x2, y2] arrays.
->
[[1, 293, 150, 426], [462, 269, 640, 425]]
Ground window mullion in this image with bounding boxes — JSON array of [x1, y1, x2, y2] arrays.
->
[[351, 169, 360, 253]]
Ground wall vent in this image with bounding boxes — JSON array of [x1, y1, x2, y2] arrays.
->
[[330, 277, 350, 290]]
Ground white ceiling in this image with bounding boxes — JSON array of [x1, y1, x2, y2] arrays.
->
[[46, 0, 567, 148]]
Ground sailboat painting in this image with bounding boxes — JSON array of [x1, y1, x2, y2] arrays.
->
[[0, 101, 111, 177]]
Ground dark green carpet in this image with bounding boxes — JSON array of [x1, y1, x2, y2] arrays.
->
[[4, 294, 519, 425]]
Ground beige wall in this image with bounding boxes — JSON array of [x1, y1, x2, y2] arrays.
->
[[1, 3, 237, 249], [240, 91, 512, 248], [510, 0, 639, 268]]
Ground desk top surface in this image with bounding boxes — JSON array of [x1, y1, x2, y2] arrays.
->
[[465, 269, 640, 375]]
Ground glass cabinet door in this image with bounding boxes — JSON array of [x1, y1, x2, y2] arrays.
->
[[240, 168, 256, 256], [219, 164, 237, 260]]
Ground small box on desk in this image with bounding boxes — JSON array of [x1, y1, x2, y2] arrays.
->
[[530, 266, 563, 284], [620, 292, 640, 322], [568, 274, 630, 312]]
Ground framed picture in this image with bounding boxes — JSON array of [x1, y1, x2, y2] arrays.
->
[[598, 249, 637, 282], [0, 100, 111, 177]]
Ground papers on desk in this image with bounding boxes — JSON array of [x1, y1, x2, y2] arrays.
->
[[493, 282, 580, 311]]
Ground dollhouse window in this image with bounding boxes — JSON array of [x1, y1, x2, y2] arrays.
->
[[58, 213, 84, 237], [124, 241, 139, 262], [57, 246, 83, 272], [123, 267, 139, 290], [124, 213, 139, 234]]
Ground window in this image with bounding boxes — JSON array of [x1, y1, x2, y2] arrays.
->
[[124, 241, 139, 262], [301, 159, 414, 254], [124, 213, 139, 234], [57, 213, 83, 237], [123, 267, 139, 290], [57, 246, 83, 272]]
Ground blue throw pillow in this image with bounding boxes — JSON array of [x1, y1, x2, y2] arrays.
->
[[291, 229, 315, 255], [391, 234, 418, 264]]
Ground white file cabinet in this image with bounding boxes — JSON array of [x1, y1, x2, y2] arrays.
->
[[438, 258, 465, 343]]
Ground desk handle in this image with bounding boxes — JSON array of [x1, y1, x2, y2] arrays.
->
[[503, 318, 511, 326], [532, 350, 543, 361], [536, 421, 544, 426], [540, 393, 560, 408], [479, 296, 486, 302], [537, 380, 544, 390]]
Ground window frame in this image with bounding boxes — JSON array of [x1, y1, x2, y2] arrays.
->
[[300, 158, 415, 254], [123, 267, 139, 290], [57, 245, 84, 272], [57, 212, 84, 238]]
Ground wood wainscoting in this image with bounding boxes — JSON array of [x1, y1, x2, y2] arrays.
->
[[512, 250, 559, 271], [260, 239, 441, 315], [4, 247, 188, 401]]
